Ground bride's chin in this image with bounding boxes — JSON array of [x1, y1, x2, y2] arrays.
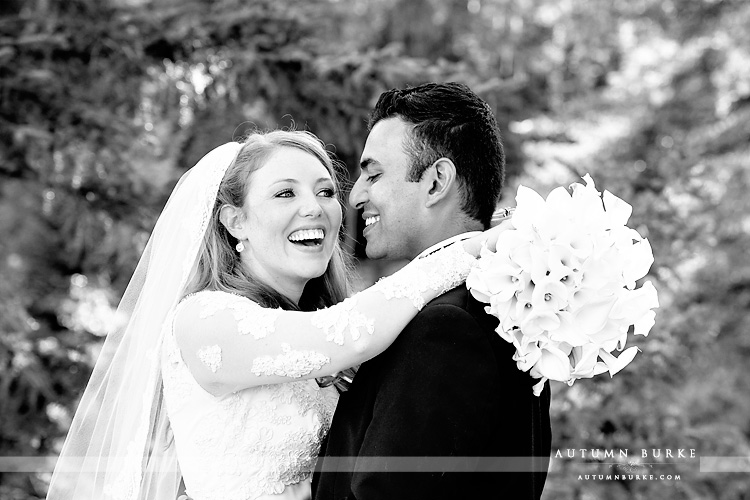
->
[[294, 261, 330, 281], [286, 247, 335, 279]]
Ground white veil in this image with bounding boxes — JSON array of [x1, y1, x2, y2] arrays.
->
[[46, 142, 244, 500]]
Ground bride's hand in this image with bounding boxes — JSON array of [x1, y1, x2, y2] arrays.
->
[[462, 207, 515, 256]]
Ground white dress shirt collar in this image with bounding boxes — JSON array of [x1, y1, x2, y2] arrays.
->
[[416, 231, 482, 259]]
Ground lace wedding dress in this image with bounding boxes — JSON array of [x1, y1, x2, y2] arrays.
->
[[159, 243, 478, 500], [161, 292, 338, 500]]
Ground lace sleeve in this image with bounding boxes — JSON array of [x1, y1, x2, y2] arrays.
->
[[174, 243, 477, 395]]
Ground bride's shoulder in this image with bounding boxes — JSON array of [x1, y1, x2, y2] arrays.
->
[[173, 290, 280, 343], [175, 290, 263, 320], [180, 289, 259, 304]]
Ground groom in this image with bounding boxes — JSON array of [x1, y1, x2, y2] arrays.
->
[[312, 82, 552, 499]]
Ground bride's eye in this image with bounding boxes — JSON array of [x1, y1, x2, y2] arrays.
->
[[318, 188, 335, 198], [275, 189, 294, 198]]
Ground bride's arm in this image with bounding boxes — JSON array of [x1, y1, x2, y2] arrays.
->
[[174, 241, 480, 396]]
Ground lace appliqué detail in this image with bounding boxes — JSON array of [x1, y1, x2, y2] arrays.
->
[[271, 381, 338, 426], [311, 296, 375, 345], [172, 380, 338, 500], [198, 345, 222, 372], [236, 305, 279, 339], [251, 343, 330, 378], [193, 291, 280, 339], [373, 242, 477, 310]]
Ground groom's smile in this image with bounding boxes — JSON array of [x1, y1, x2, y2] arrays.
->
[[364, 215, 380, 228], [362, 214, 380, 236]]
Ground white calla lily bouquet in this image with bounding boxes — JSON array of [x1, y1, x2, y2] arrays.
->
[[467, 175, 659, 396]]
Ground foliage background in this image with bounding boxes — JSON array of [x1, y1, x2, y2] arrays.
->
[[1, 0, 748, 498]]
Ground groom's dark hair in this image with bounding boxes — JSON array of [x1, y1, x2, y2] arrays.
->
[[368, 82, 505, 228]]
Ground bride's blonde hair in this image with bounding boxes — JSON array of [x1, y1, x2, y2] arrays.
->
[[185, 130, 352, 311]]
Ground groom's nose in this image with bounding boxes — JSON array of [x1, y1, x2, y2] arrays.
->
[[348, 173, 367, 210]]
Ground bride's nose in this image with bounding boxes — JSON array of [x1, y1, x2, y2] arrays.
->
[[298, 194, 323, 218]]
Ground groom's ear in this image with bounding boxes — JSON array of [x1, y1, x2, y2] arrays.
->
[[423, 157, 457, 208], [219, 204, 246, 239]]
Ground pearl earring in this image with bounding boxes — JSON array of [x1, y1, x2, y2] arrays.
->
[[236, 241, 245, 252]]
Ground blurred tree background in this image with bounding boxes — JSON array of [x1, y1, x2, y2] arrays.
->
[[1, 0, 748, 498]]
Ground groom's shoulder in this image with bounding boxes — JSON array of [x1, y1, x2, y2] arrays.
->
[[366, 287, 504, 386], [397, 286, 499, 347], [419, 286, 498, 330], [412, 287, 474, 331], [421, 285, 471, 310]]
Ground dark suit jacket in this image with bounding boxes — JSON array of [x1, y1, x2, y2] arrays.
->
[[312, 286, 551, 500]]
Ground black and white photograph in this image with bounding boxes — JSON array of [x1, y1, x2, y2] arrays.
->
[[1, 0, 748, 499]]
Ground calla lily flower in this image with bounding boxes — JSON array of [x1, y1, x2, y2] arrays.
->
[[603, 189, 632, 228], [549, 311, 590, 347], [598, 346, 641, 376], [610, 281, 659, 323], [511, 185, 546, 234], [529, 343, 571, 382], [634, 309, 657, 337], [512, 342, 542, 372], [569, 344, 609, 381], [622, 238, 655, 288], [532, 378, 548, 397]]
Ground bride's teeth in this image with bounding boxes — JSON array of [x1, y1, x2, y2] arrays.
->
[[365, 216, 380, 227], [289, 228, 325, 241]]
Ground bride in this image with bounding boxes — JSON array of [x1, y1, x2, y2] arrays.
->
[[45, 130, 501, 500]]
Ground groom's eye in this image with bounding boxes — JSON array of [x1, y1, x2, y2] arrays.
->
[[367, 173, 381, 183]]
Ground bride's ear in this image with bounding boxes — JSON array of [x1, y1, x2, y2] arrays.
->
[[219, 205, 246, 240]]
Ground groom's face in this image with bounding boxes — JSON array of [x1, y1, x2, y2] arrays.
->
[[349, 117, 427, 261]]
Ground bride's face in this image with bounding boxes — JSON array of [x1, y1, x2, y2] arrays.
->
[[240, 147, 342, 298]]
